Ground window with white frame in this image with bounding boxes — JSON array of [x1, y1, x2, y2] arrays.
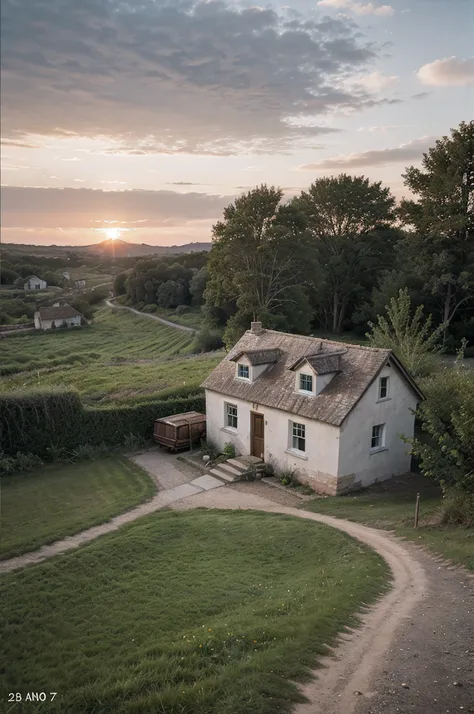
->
[[226, 403, 238, 429], [291, 421, 306, 452], [371, 424, 385, 450], [378, 376, 390, 400], [299, 373, 313, 393], [237, 363, 250, 380]]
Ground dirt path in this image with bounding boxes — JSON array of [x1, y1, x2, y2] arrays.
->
[[2, 470, 472, 712], [105, 297, 195, 332], [171, 482, 474, 714]]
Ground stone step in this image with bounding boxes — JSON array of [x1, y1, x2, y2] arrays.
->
[[226, 458, 252, 473], [218, 462, 245, 477], [209, 467, 237, 483]]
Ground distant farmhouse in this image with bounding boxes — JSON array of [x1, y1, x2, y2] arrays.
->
[[34, 304, 83, 331], [74, 279, 86, 290], [24, 275, 47, 290], [202, 322, 423, 496]]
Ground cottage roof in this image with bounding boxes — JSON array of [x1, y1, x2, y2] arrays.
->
[[229, 348, 281, 366], [24, 275, 41, 281], [155, 411, 206, 427], [37, 305, 83, 320], [201, 328, 423, 426]]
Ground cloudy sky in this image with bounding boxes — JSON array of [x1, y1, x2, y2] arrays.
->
[[1, 0, 472, 246]]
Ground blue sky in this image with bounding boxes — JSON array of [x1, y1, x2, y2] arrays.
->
[[1, 0, 472, 245]]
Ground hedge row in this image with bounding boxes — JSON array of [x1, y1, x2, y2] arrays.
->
[[0, 390, 205, 458]]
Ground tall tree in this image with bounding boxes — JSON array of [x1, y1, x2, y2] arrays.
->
[[399, 121, 474, 337], [295, 174, 396, 333], [204, 185, 313, 347]]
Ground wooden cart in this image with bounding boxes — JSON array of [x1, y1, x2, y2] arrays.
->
[[153, 411, 206, 452]]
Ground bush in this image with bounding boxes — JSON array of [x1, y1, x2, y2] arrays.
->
[[0, 450, 44, 477], [222, 442, 236, 458], [175, 305, 191, 315], [70, 443, 111, 461], [440, 491, 474, 528], [142, 304, 157, 314], [0, 391, 206, 460], [200, 438, 219, 460], [193, 326, 224, 353]]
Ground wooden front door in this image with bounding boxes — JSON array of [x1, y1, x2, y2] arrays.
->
[[250, 412, 265, 459]]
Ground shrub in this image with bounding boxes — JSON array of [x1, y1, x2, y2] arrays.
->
[[200, 438, 219, 460], [175, 304, 191, 315], [222, 442, 236, 458], [440, 491, 474, 528], [0, 450, 43, 477], [0, 391, 206, 459], [278, 468, 296, 486], [193, 326, 224, 353], [142, 304, 157, 314]]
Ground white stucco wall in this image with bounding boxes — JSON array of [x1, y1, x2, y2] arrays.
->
[[25, 278, 47, 290], [338, 363, 418, 488], [37, 315, 82, 330], [205, 389, 341, 493]]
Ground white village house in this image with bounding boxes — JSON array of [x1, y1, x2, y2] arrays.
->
[[24, 275, 47, 290], [34, 304, 83, 331], [201, 322, 423, 495]]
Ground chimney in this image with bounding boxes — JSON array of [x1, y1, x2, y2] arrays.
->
[[251, 321, 263, 335]]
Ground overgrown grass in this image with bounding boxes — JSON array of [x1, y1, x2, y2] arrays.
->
[[303, 475, 473, 570], [0, 456, 155, 559], [154, 305, 204, 328], [0, 307, 221, 405], [1, 510, 389, 714]]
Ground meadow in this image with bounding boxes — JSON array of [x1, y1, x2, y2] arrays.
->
[[0, 457, 154, 559], [1, 510, 389, 714], [0, 307, 221, 405]]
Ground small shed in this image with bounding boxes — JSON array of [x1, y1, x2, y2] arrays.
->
[[154, 411, 206, 451]]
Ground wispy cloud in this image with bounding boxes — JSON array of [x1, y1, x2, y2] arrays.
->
[[318, 0, 394, 17], [297, 136, 435, 170]]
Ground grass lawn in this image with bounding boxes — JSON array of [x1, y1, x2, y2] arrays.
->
[[0, 457, 155, 560], [1, 510, 389, 714], [303, 475, 473, 571], [0, 307, 221, 405], [154, 305, 204, 329]]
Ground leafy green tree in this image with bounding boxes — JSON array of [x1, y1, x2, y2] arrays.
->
[[295, 175, 396, 333], [399, 121, 474, 337], [367, 288, 445, 376], [113, 272, 128, 296], [204, 185, 312, 347], [189, 266, 208, 305], [406, 356, 474, 495]]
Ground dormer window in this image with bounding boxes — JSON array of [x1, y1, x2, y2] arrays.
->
[[299, 373, 313, 394], [237, 364, 250, 380], [378, 376, 390, 400]]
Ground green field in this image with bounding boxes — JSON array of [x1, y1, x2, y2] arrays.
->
[[0, 457, 155, 559], [0, 307, 221, 405], [303, 476, 473, 570], [1, 510, 389, 714]]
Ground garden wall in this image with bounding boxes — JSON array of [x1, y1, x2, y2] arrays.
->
[[0, 390, 205, 458]]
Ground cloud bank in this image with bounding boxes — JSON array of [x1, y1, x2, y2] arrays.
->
[[417, 57, 474, 86], [1, 0, 390, 154]]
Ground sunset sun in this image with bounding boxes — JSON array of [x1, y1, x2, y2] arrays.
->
[[104, 227, 121, 240]]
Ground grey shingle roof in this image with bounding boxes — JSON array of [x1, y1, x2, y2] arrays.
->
[[230, 349, 281, 366], [37, 306, 83, 320], [201, 328, 423, 426]]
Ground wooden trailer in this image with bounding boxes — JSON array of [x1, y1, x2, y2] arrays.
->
[[153, 411, 206, 452]]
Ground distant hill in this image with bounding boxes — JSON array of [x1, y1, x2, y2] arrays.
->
[[2, 240, 213, 258]]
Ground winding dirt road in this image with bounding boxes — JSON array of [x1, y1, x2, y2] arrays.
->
[[105, 297, 195, 332], [2, 463, 472, 713]]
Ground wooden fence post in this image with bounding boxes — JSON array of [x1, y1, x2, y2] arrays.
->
[[414, 493, 420, 529]]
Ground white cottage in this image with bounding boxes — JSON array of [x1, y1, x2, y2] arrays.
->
[[34, 305, 83, 330], [24, 275, 47, 290], [201, 322, 423, 495]]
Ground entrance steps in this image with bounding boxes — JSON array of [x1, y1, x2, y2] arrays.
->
[[209, 455, 262, 483]]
